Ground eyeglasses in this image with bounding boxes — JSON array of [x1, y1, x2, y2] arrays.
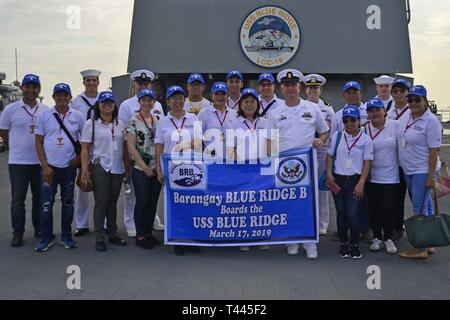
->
[[343, 118, 357, 124], [407, 97, 422, 104], [392, 88, 407, 94]]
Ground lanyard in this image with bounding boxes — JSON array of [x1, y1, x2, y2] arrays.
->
[[140, 112, 155, 140], [395, 106, 409, 120], [228, 97, 240, 110], [344, 132, 362, 155], [56, 110, 69, 134], [214, 110, 229, 128], [22, 105, 39, 120], [243, 119, 258, 133], [188, 98, 203, 112], [368, 122, 385, 141], [170, 117, 186, 134], [405, 116, 420, 133]]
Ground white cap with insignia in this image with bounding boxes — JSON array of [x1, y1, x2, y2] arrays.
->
[[304, 74, 326, 86], [80, 69, 101, 78], [276, 69, 304, 84], [130, 69, 155, 82], [373, 75, 395, 85]]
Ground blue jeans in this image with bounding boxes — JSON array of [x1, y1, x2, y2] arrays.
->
[[404, 173, 436, 216], [331, 175, 363, 246], [8, 164, 41, 235], [40, 166, 77, 242]]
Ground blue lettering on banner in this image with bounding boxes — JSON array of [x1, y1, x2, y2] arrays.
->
[[161, 147, 319, 246]]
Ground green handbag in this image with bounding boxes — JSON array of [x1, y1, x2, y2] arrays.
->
[[405, 188, 450, 248]]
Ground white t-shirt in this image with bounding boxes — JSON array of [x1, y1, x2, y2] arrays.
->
[[387, 103, 410, 121], [155, 112, 201, 154], [363, 120, 400, 184], [331, 103, 368, 138], [35, 107, 84, 168], [0, 99, 49, 164], [258, 94, 284, 119], [328, 130, 373, 176], [81, 119, 127, 174], [397, 109, 442, 175], [71, 92, 98, 122], [183, 97, 211, 115], [198, 105, 237, 152], [267, 99, 329, 153], [118, 95, 164, 124], [225, 116, 269, 161]]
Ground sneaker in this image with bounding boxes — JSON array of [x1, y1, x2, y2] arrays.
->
[[350, 245, 362, 259], [174, 245, 185, 256], [339, 244, 350, 258], [127, 229, 137, 238], [304, 243, 318, 259], [74, 228, 89, 237], [287, 244, 299, 256], [35, 240, 54, 252], [11, 233, 24, 247], [153, 222, 165, 231], [136, 238, 154, 250], [259, 245, 269, 251], [60, 238, 78, 249], [369, 238, 383, 251], [240, 246, 250, 252], [145, 235, 161, 246], [361, 231, 374, 243], [319, 229, 328, 236], [384, 239, 397, 254]]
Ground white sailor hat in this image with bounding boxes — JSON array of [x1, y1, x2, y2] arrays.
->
[[303, 74, 326, 86], [130, 69, 155, 82], [80, 69, 101, 78], [276, 69, 304, 84], [373, 75, 395, 85]]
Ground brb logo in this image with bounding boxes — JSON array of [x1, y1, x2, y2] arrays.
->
[[169, 162, 206, 190], [240, 6, 301, 68]]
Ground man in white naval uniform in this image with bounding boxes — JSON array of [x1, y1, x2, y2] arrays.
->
[[71, 69, 101, 237], [118, 70, 164, 237], [267, 69, 329, 259], [303, 74, 335, 237]]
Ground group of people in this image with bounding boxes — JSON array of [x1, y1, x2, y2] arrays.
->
[[0, 67, 442, 259]]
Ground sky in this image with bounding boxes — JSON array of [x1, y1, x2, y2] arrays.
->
[[0, 0, 449, 109]]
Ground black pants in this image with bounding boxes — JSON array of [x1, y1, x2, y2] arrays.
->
[[132, 167, 162, 238], [367, 182, 398, 240], [8, 164, 41, 235], [394, 167, 410, 232]]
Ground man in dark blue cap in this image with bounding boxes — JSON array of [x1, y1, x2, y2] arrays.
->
[[0, 74, 48, 247], [184, 73, 211, 115], [226, 70, 244, 111]]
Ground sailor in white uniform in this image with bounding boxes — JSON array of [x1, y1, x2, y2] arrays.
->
[[118, 70, 165, 237], [71, 69, 101, 237], [373, 75, 395, 110], [303, 74, 335, 236]]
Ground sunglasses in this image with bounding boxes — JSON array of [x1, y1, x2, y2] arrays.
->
[[343, 118, 357, 124], [407, 97, 422, 104], [392, 88, 407, 94]]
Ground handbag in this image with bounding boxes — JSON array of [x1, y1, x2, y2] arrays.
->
[[404, 187, 450, 248], [318, 131, 342, 191], [76, 119, 95, 192]]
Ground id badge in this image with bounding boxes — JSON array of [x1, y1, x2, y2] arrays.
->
[[29, 125, 36, 134], [149, 145, 156, 156], [345, 158, 353, 169], [112, 140, 119, 152], [57, 137, 65, 147], [401, 137, 407, 148]]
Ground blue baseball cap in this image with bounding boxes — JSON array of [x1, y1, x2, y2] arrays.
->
[[407, 85, 427, 98], [53, 83, 71, 95], [187, 73, 205, 84], [166, 86, 185, 99], [138, 89, 156, 100], [22, 74, 41, 86], [342, 105, 361, 119], [226, 70, 243, 81], [240, 88, 258, 100], [97, 91, 116, 103], [366, 98, 385, 110], [211, 82, 229, 94], [392, 79, 411, 90], [258, 73, 275, 83], [343, 81, 362, 92]]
